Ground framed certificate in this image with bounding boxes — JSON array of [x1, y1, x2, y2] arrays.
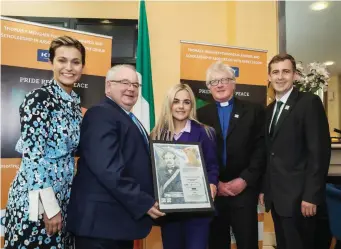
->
[[150, 141, 214, 213]]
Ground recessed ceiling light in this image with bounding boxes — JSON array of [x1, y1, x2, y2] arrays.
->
[[310, 1, 329, 11], [324, 61, 335, 66]]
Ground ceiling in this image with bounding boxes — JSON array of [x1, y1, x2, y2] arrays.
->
[[285, 1, 341, 77]]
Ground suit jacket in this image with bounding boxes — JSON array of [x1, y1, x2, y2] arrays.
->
[[197, 98, 266, 207], [67, 97, 155, 240], [264, 88, 331, 217]]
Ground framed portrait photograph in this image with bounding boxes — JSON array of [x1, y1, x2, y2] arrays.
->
[[150, 141, 214, 213]]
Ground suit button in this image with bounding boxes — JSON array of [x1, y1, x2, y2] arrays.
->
[[271, 152, 275, 156]]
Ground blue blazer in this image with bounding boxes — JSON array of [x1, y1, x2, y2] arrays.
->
[[177, 121, 219, 186], [67, 97, 155, 240]]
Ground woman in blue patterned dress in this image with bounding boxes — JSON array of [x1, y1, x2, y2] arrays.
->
[[4, 36, 85, 249]]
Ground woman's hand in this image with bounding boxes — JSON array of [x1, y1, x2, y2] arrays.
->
[[43, 211, 62, 236]]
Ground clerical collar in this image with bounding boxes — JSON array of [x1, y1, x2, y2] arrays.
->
[[216, 97, 234, 107]]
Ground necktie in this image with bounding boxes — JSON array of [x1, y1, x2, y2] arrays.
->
[[269, 101, 283, 137], [129, 113, 149, 147]]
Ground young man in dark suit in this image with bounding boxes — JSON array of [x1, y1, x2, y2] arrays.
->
[[197, 61, 266, 249], [67, 65, 165, 249], [259, 54, 331, 249]]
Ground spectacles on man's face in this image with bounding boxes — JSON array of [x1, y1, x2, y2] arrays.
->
[[208, 77, 235, 86], [108, 80, 141, 89]]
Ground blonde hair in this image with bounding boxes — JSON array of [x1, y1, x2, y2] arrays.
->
[[151, 83, 214, 141], [206, 61, 235, 86]]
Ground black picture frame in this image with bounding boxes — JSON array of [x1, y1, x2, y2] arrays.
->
[[150, 140, 215, 213]]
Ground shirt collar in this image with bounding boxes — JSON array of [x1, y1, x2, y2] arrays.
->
[[174, 119, 191, 139], [276, 87, 293, 104], [216, 97, 234, 107]]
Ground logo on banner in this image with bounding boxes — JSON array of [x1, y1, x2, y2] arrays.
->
[[232, 67, 240, 77], [37, 49, 50, 62]]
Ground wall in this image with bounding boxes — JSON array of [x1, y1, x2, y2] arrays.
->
[[328, 75, 341, 137], [1, 1, 139, 19], [336, 74, 341, 132]]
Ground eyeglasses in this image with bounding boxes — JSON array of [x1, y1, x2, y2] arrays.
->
[[208, 77, 235, 86], [108, 80, 141, 89]]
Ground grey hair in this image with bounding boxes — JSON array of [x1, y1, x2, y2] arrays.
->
[[105, 64, 138, 82], [206, 61, 235, 86]]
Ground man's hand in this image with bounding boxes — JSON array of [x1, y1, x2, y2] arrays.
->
[[226, 178, 247, 196], [210, 184, 217, 200], [259, 193, 264, 206], [43, 211, 62, 236], [217, 181, 235, 196], [301, 201, 317, 217], [147, 202, 166, 219]]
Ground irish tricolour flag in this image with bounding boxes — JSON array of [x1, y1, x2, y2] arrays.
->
[[133, 0, 155, 133]]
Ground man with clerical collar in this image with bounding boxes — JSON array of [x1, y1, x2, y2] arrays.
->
[[197, 61, 266, 249], [260, 54, 331, 249]]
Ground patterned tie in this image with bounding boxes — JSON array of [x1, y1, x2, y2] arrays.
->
[[269, 101, 283, 137], [128, 113, 149, 148]]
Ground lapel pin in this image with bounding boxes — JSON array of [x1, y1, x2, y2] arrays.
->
[[285, 105, 290, 110], [234, 114, 239, 118]]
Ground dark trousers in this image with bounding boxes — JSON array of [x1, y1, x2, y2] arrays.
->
[[271, 205, 316, 249], [336, 240, 341, 249], [75, 236, 133, 249], [208, 202, 259, 249], [161, 217, 211, 249], [314, 200, 332, 249]]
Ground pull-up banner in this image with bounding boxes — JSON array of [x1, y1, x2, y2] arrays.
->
[[1, 17, 112, 246], [180, 41, 268, 108], [180, 41, 267, 249]]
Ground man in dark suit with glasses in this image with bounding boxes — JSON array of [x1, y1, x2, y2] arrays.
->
[[67, 65, 165, 249]]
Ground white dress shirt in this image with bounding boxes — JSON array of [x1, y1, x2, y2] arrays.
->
[[269, 87, 294, 132]]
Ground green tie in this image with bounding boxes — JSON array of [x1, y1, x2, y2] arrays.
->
[[270, 101, 283, 137]]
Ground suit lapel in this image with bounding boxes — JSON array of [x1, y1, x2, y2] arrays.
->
[[227, 98, 245, 138], [104, 97, 150, 153], [206, 104, 223, 139], [272, 88, 299, 139], [266, 102, 275, 140]]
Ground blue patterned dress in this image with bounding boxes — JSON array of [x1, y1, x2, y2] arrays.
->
[[4, 80, 82, 249]]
